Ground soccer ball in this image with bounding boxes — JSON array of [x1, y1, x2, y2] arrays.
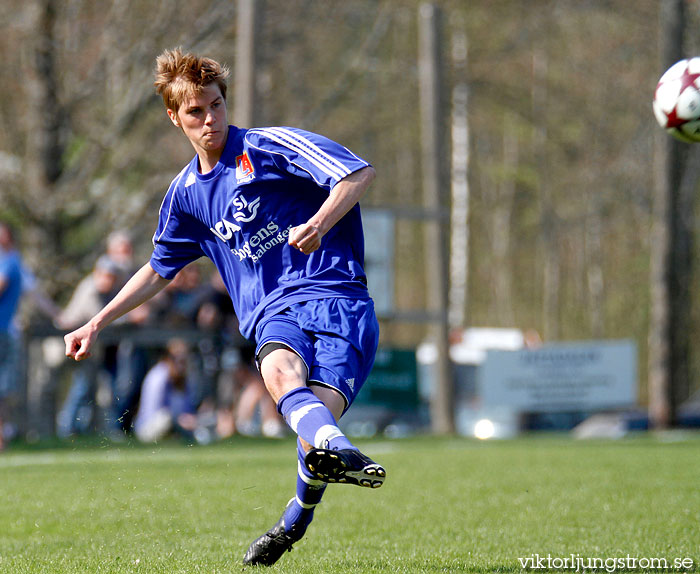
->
[[653, 57, 700, 143]]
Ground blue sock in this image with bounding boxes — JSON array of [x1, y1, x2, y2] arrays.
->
[[283, 439, 327, 535], [276, 386, 355, 451]]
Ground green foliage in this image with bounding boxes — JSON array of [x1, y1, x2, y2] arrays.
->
[[0, 436, 698, 573]]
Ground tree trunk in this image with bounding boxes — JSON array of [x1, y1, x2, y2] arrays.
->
[[419, 2, 453, 434], [649, 0, 689, 429]]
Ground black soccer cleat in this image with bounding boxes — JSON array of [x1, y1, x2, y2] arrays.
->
[[242, 505, 306, 567], [304, 448, 386, 489]]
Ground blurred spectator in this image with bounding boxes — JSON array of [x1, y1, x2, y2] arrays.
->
[[151, 262, 207, 328], [104, 230, 151, 436], [108, 299, 154, 437], [233, 352, 285, 439], [53, 255, 285, 442], [0, 222, 24, 450], [54, 255, 123, 437], [55, 230, 154, 439], [55, 255, 123, 330], [133, 339, 201, 443], [0, 222, 62, 449], [140, 264, 215, 435], [106, 230, 137, 280], [196, 271, 284, 439]]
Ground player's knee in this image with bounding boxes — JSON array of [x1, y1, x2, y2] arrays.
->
[[259, 350, 307, 403], [262, 368, 303, 402]]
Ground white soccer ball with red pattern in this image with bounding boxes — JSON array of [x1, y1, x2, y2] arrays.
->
[[653, 57, 700, 143]]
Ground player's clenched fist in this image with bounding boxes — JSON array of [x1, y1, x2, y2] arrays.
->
[[64, 323, 98, 361], [288, 223, 323, 255]]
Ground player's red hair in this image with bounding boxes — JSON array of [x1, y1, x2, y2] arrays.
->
[[154, 48, 230, 112]]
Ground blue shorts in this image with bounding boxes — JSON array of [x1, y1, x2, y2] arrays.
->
[[254, 297, 379, 412]]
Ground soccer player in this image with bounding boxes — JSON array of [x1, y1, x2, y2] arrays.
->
[[63, 48, 385, 565]]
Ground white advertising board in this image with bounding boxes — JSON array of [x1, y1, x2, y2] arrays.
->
[[479, 340, 637, 412]]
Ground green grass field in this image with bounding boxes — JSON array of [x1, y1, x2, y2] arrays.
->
[[1, 434, 698, 573]]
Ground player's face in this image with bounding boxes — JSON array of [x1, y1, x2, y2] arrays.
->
[[168, 83, 228, 164]]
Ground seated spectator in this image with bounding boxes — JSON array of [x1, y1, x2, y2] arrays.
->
[[134, 339, 200, 443]]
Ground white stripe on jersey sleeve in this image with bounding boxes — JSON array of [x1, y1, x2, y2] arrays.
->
[[251, 127, 350, 182], [263, 127, 354, 177]]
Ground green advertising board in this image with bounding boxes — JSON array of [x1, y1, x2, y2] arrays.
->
[[355, 348, 419, 410]]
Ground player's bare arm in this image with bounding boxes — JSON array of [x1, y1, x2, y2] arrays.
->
[[64, 262, 170, 361], [288, 166, 375, 255]]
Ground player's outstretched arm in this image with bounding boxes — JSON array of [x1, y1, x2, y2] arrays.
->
[[288, 166, 375, 255], [64, 262, 170, 361]]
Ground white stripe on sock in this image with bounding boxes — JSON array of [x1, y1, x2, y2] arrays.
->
[[288, 403, 324, 433], [313, 424, 344, 449], [295, 495, 318, 510], [298, 462, 325, 486]]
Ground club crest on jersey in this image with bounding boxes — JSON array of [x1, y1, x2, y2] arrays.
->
[[236, 152, 255, 183]]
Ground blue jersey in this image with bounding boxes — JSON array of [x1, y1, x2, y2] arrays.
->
[[150, 126, 372, 340]]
